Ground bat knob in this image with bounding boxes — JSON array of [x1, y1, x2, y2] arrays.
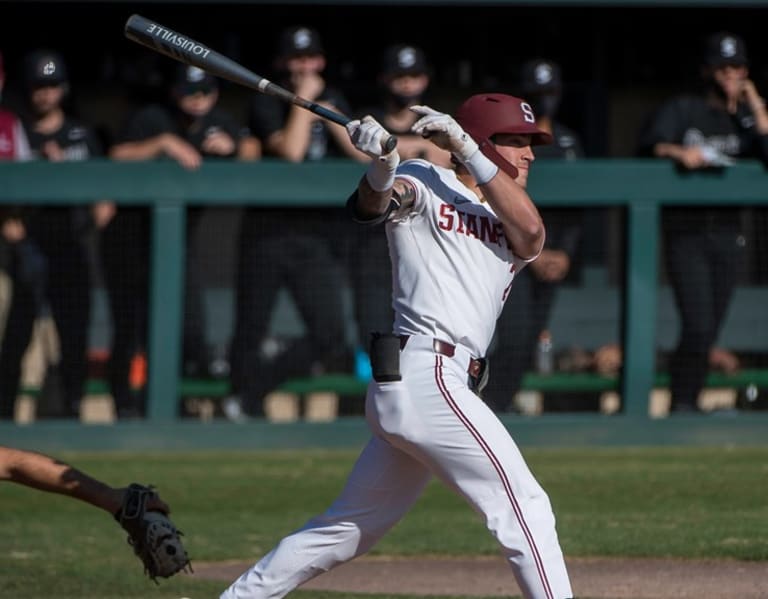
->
[[383, 135, 398, 154]]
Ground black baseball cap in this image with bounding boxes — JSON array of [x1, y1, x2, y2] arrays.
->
[[277, 26, 324, 58], [520, 58, 562, 95], [24, 49, 68, 88], [704, 32, 748, 67], [381, 44, 429, 77], [172, 64, 218, 95]]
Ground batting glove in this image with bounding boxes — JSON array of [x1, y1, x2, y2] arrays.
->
[[410, 105, 498, 184], [347, 116, 400, 191], [410, 106, 478, 161], [411, 106, 499, 185]]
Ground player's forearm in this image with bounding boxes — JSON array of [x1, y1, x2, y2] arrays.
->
[[274, 109, 314, 162], [237, 136, 262, 161], [748, 98, 768, 135], [354, 176, 396, 219], [742, 81, 768, 135], [482, 176, 545, 260], [0, 447, 119, 513], [108, 135, 172, 161], [652, 142, 685, 161]]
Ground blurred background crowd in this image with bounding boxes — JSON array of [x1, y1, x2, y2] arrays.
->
[[1, 2, 767, 422]]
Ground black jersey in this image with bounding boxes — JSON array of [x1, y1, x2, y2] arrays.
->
[[24, 115, 102, 160], [639, 94, 768, 163], [639, 93, 768, 231], [117, 104, 247, 158]]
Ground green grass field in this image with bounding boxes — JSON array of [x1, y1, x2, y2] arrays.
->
[[1, 446, 767, 598]]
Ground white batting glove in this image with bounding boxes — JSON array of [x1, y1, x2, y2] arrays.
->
[[347, 116, 400, 191], [410, 105, 498, 185], [410, 105, 478, 162]]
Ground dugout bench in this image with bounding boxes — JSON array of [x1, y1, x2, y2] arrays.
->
[[17, 368, 768, 424]]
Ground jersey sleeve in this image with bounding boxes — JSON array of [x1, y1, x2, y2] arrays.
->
[[392, 159, 442, 219], [636, 96, 690, 153]]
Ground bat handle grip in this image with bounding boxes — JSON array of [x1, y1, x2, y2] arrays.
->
[[383, 135, 398, 154]]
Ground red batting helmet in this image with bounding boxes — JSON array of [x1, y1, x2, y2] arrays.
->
[[455, 93, 552, 178]]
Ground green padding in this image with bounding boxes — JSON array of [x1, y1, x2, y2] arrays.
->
[[179, 379, 230, 396], [653, 369, 768, 388], [20, 369, 768, 399], [521, 372, 619, 392], [176, 375, 365, 396], [278, 374, 368, 395]]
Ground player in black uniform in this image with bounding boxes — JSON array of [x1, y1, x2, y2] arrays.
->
[[637, 32, 768, 413], [357, 44, 450, 167], [226, 26, 364, 419], [108, 64, 259, 417], [485, 58, 586, 413], [0, 49, 102, 419]]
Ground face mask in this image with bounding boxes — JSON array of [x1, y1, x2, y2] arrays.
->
[[387, 90, 423, 109], [532, 94, 560, 119]]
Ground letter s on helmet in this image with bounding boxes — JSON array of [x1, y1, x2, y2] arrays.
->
[[455, 93, 552, 179]]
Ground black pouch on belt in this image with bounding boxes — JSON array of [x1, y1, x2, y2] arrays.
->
[[369, 332, 402, 382]]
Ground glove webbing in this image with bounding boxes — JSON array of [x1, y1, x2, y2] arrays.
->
[[114, 483, 155, 523]]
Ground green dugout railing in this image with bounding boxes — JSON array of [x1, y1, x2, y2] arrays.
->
[[1, 158, 767, 421]]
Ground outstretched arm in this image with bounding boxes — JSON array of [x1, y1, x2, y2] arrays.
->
[[0, 446, 169, 515], [109, 133, 202, 171]]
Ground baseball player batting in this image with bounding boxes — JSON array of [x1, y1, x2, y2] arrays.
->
[[221, 94, 573, 599]]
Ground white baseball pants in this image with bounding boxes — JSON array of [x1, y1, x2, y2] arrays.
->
[[220, 334, 573, 599]]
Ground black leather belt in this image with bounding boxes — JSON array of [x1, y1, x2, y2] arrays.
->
[[399, 335, 484, 378]]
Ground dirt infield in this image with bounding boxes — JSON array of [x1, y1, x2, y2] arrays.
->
[[194, 555, 767, 598]]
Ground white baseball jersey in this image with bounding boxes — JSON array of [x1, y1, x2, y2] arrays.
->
[[388, 159, 529, 357], [221, 158, 573, 599]]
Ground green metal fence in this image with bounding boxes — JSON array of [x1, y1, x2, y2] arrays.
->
[[1, 158, 767, 423]]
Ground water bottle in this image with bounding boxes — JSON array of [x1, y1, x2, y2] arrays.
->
[[536, 330, 554, 375]]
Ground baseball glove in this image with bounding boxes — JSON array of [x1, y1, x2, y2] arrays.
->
[[114, 483, 192, 582]]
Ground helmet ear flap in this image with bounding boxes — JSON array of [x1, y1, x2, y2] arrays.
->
[[453, 130, 520, 180], [477, 138, 519, 179]]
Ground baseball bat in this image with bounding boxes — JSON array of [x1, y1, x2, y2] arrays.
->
[[124, 14, 397, 153]]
